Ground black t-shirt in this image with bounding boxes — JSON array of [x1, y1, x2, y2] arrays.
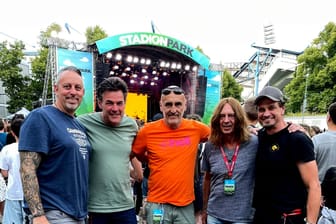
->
[[253, 125, 315, 213]]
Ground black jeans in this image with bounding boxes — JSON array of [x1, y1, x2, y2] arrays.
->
[[253, 208, 305, 224]]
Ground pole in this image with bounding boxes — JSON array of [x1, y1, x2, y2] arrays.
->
[[302, 73, 309, 123]]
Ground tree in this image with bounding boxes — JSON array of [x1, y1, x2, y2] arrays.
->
[[29, 23, 64, 108], [30, 47, 49, 107], [285, 22, 336, 113], [0, 41, 33, 113], [221, 69, 243, 101], [0, 23, 107, 113], [85, 25, 108, 45], [39, 23, 62, 47]]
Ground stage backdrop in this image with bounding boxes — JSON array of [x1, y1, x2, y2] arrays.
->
[[125, 93, 148, 122], [57, 48, 94, 115], [203, 70, 221, 125]]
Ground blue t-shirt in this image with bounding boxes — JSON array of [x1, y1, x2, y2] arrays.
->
[[19, 106, 91, 220], [0, 132, 7, 150]]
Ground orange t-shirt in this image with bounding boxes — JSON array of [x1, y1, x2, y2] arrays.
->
[[132, 119, 210, 206]]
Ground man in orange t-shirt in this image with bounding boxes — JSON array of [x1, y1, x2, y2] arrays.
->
[[132, 85, 210, 224]]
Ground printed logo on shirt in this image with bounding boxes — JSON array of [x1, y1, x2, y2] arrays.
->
[[270, 144, 280, 152], [67, 128, 89, 160], [159, 137, 191, 148]]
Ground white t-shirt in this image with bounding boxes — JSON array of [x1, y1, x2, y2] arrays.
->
[[0, 142, 23, 200]]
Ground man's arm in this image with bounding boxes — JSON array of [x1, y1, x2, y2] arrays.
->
[[298, 160, 321, 224], [1, 169, 8, 178], [130, 156, 144, 182], [20, 151, 49, 223], [130, 151, 148, 164]]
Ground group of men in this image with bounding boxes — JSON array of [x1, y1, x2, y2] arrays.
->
[[16, 65, 332, 224]]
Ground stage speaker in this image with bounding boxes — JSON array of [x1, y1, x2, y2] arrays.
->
[[94, 62, 110, 111], [195, 75, 207, 117], [95, 62, 110, 87]]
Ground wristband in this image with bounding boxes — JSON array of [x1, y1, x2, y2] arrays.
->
[[32, 212, 45, 219], [304, 217, 314, 224]]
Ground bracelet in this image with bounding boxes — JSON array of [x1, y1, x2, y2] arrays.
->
[[304, 217, 314, 224], [32, 212, 45, 219]]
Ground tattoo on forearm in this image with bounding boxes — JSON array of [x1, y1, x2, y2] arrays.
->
[[20, 151, 45, 216]]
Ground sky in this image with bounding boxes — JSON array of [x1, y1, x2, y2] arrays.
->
[[1, 0, 336, 64]]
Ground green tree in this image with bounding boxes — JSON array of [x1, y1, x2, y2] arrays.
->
[[221, 69, 243, 101], [0, 41, 33, 113], [30, 23, 64, 107], [85, 25, 108, 45], [0, 23, 108, 113], [30, 48, 49, 107], [39, 23, 62, 47], [285, 22, 336, 113]]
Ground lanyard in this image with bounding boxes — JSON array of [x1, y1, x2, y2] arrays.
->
[[220, 144, 239, 178]]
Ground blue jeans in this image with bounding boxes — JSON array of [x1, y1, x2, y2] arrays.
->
[[142, 177, 148, 197], [89, 208, 137, 224], [3, 199, 25, 224], [208, 214, 252, 224]]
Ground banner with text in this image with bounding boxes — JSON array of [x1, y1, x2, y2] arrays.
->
[[57, 48, 94, 115]]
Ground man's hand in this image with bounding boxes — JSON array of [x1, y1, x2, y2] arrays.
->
[[287, 122, 310, 136], [32, 215, 49, 224], [248, 125, 259, 135]]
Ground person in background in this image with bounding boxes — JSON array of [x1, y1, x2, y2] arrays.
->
[[0, 171, 4, 223], [312, 102, 336, 182], [6, 114, 25, 146], [132, 85, 210, 224], [78, 76, 143, 224], [243, 96, 259, 129], [310, 125, 322, 137], [299, 123, 313, 137], [0, 116, 25, 224], [0, 118, 7, 222], [0, 118, 7, 150], [318, 167, 336, 223], [202, 97, 258, 224], [253, 86, 321, 224], [19, 66, 91, 224], [185, 113, 205, 224]]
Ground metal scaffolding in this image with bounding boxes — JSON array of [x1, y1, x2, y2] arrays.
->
[[42, 39, 57, 106]]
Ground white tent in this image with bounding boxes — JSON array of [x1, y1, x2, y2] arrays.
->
[[6, 107, 30, 120]]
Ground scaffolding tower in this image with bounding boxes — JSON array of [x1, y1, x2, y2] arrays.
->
[[42, 39, 57, 106]]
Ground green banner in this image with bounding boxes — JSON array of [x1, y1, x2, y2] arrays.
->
[[96, 32, 210, 69]]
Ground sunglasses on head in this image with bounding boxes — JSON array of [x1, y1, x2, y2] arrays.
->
[[161, 85, 185, 95]]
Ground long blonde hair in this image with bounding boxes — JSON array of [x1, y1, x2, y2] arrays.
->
[[209, 97, 250, 146]]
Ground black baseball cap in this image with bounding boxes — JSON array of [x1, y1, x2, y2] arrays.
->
[[255, 86, 286, 105]]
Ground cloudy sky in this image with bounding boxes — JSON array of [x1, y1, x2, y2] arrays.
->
[[1, 0, 335, 63]]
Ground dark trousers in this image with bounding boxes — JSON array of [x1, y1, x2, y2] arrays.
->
[[88, 208, 137, 224], [134, 181, 143, 215], [253, 208, 306, 224]]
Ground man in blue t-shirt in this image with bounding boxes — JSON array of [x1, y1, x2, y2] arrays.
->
[[19, 66, 91, 223]]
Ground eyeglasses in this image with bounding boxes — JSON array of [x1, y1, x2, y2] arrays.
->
[[161, 85, 185, 95]]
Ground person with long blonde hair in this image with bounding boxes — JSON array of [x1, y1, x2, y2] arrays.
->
[[202, 97, 258, 224]]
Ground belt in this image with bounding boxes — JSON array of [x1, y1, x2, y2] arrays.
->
[[282, 209, 302, 224]]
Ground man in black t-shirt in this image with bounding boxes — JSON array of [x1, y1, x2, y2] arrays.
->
[[253, 86, 321, 224]]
